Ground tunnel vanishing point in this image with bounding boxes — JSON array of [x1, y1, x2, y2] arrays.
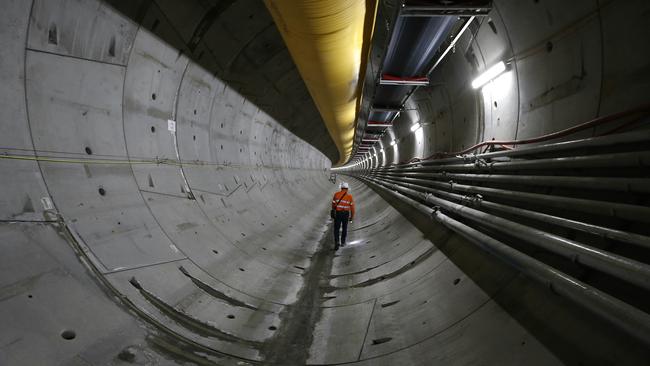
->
[[1, 0, 650, 365]]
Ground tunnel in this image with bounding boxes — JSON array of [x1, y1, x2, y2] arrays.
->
[[1, 0, 650, 365]]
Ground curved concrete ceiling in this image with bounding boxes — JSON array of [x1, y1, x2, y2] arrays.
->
[[1, 0, 650, 365]]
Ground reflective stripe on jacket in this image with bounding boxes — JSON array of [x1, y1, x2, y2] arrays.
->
[[332, 190, 355, 217]]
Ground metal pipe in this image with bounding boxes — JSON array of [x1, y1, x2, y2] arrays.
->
[[392, 129, 650, 168], [381, 150, 650, 173], [378, 171, 650, 193], [363, 177, 650, 345], [369, 172, 650, 223], [364, 176, 650, 291], [366, 174, 650, 249]]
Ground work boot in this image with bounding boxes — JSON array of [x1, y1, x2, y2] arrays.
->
[[334, 242, 339, 251]]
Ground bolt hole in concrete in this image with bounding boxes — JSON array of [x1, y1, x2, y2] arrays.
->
[[117, 348, 136, 362], [487, 18, 497, 34], [98, 187, 106, 196], [27, 294, 33, 298], [261, 247, 267, 251], [381, 300, 400, 308], [494, 101, 498, 108], [48, 24, 57, 44], [227, 314, 235, 319], [453, 278, 461, 285], [371, 337, 392, 345], [151, 126, 155, 133], [60, 330, 76, 340], [268, 326, 277, 331], [212, 249, 219, 254], [84, 147, 92, 155], [151, 93, 156, 100], [239, 268, 245, 272]]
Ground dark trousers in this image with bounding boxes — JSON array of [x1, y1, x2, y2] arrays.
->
[[333, 210, 350, 246]]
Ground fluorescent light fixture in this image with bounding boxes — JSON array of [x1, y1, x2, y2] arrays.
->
[[380, 148, 384, 152], [471, 61, 506, 89], [390, 140, 396, 146], [410, 123, 422, 132]]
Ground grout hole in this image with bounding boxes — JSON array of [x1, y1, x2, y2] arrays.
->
[[151, 126, 156, 133], [28, 294, 33, 298], [546, 41, 553, 53], [60, 330, 76, 340], [84, 147, 92, 155], [268, 325, 277, 331], [98, 187, 106, 196], [453, 278, 461, 285], [261, 247, 267, 250], [227, 314, 235, 319], [151, 93, 156, 100], [239, 268, 245, 272], [212, 249, 219, 254]]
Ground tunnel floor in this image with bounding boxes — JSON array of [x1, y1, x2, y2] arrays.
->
[[1, 177, 563, 365]]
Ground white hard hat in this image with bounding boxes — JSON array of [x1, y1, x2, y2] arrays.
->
[[341, 182, 349, 189]]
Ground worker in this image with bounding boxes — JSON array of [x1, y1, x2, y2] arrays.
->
[[331, 182, 355, 250]]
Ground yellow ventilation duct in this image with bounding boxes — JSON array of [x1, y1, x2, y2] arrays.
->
[[264, 0, 377, 165]]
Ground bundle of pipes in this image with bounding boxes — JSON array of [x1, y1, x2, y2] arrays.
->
[[342, 129, 650, 345]]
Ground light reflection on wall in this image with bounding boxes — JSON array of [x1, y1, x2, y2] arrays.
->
[[481, 70, 513, 102], [414, 123, 423, 158]]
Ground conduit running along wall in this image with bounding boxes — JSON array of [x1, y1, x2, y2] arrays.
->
[[264, 0, 378, 165]]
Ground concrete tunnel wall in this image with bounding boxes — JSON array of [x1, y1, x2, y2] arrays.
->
[[1, 0, 649, 365]]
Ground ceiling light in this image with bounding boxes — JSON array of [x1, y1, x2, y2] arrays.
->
[[390, 140, 397, 146], [471, 61, 506, 89], [410, 123, 421, 132]]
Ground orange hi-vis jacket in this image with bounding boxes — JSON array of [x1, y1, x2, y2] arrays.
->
[[332, 189, 355, 218]]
